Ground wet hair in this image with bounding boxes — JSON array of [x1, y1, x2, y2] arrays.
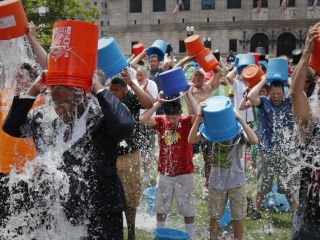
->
[[110, 76, 127, 88], [269, 80, 284, 92], [163, 100, 182, 116], [149, 54, 160, 62], [20, 63, 38, 81]]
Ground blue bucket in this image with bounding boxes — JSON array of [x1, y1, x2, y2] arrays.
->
[[143, 187, 156, 215], [234, 54, 255, 74], [146, 39, 168, 62], [155, 228, 190, 240], [199, 96, 241, 143], [159, 67, 189, 97], [220, 200, 231, 228], [263, 185, 290, 212], [259, 60, 268, 71], [97, 37, 128, 78], [266, 58, 288, 84]]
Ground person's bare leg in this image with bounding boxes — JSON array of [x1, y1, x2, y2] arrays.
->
[[285, 191, 297, 212], [209, 219, 220, 240], [256, 192, 264, 211], [232, 219, 244, 240], [126, 206, 137, 240], [184, 216, 194, 238]]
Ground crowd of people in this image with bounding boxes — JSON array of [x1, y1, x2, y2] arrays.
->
[[0, 21, 320, 240]]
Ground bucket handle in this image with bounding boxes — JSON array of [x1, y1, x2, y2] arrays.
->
[[49, 45, 92, 76], [158, 88, 189, 102]]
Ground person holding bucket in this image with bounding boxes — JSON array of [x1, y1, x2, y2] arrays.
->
[[109, 68, 153, 240], [188, 97, 258, 240], [140, 91, 198, 239], [290, 26, 320, 239], [247, 76, 297, 214]]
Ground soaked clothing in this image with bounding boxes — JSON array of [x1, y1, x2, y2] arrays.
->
[[208, 133, 247, 192], [152, 115, 194, 177], [117, 90, 141, 156], [292, 122, 320, 240], [2, 89, 134, 239], [257, 96, 294, 151]]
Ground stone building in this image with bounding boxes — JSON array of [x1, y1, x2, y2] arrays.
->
[[92, 0, 320, 57]]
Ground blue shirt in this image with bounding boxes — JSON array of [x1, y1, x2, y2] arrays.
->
[[257, 96, 294, 151]]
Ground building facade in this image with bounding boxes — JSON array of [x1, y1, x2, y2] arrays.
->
[[92, 0, 320, 57]]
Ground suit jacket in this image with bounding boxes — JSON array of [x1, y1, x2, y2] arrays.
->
[[2, 89, 134, 221]]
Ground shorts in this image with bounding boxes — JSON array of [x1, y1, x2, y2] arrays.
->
[[139, 124, 156, 162], [208, 186, 247, 220], [117, 150, 142, 208], [256, 151, 295, 195], [155, 173, 195, 217]]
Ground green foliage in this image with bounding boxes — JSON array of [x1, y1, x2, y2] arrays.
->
[[22, 0, 100, 50]]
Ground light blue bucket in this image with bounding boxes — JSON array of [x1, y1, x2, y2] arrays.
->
[[266, 58, 288, 84], [234, 54, 255, 74], [220, 200, 231, 228], [147, 39, 168, 62], [143, 187, 156, 215], [97, 37, 128, 78], [155, 228, 190, 240], [263, 185, 290, 212], [199, 96, 241, 143], [159, 67, 189, 97]]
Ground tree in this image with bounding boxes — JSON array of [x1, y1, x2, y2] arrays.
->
[[22, 0, 100, 50]]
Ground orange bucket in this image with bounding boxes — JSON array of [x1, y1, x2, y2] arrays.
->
[[0, 91, 44, 174], [195, 48, 219, 72], [184, 35, 205, 57], [242, 64, 264, 89], [0, 0, 28, 40], [46, 20, 98, 92], [310, 22, 320, 73], [132, 43, 145, 57]]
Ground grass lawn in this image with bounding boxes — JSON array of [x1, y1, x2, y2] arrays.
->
[[131, 153, 292, 240]]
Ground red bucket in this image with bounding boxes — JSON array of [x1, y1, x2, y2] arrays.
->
[[46, 20, 98, 92], [250, 52, 260, 66], [132, 43, 145, 57], [242, 64, 264, 89], [0, 0, 28, 40], [184, 35, 205, 57], [310, 22, 320, 73], [195, 48, 219, 72]]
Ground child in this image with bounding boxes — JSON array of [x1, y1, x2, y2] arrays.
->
[[140, 95, 197, 238], [188, 103, 258, 240]]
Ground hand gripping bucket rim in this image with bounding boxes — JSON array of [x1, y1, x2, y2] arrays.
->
[[154, 228, 190, 240], [0, 0, 28, 40]]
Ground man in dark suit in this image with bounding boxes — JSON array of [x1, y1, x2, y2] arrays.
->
[[2, 72, 134, 239]]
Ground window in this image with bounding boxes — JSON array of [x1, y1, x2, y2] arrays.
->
[[279, 0, 295, 7], [179, 0, 191, 11], [153, 0, 166, 12], [201, 0, 215, 10], [131, 41, 138, 54], [229, 39, 237, 52], [227, 0, 241, 9], [105, 3, 107, 8], [94, 1, 97, 6], [130, 0, 142, 13], [179, 40, 186, 53], [100, 21, 104, 26], [253, 0, 268, 8], [307, 0, 320, 6]]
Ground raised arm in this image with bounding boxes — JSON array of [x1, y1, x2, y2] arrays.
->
[[234, 109, 258, 145], [290, 27, 320, 129], [26, 22, 48, 69], [188, 103, 205, 144], [206, 66, 223, 92], [121, 68, 153, 109], [92, 72, 134, 142], [226, 67, 237, 85], [247, 76, 266, 106], [140, 100, 162, 127]]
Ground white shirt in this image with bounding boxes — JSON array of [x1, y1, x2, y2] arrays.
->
[[232, 78, 254, 122], [133, 79, 158, 116]]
